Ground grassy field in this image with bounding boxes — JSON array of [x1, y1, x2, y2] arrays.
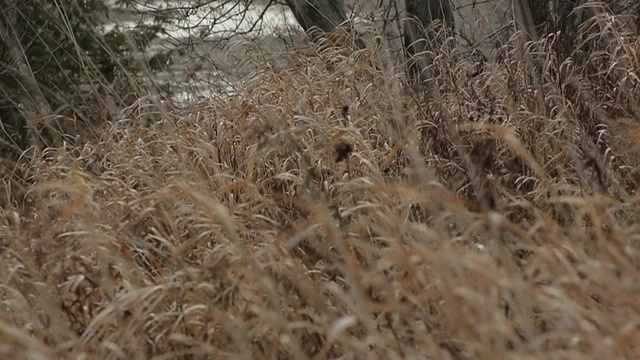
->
[[2, 4, 640, 360]]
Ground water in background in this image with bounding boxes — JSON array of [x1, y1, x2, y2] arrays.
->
[[107, 1, 302, 103]]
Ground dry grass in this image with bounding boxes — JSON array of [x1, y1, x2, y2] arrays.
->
[[2, 7, 640, 360]]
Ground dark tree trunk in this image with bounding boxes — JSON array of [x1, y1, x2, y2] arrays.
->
[[519, 1, 585, 58], [283, 0, 455, 85], [405, 0, 455, 30], [525, 1, 579, 37], [528, 1, 551, 36], [284, 0, 351, 44], [403, 0, 455, 86]]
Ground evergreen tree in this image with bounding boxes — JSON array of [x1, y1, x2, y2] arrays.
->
[[0, 0, 170, 158]]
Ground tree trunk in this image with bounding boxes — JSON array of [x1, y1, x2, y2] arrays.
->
[[284, 1, 455, 85], [528, 1, 551, 36], [403, 0, 455, 86], [284, 0, 351, 44], [405, 0, 455, 29], [513, 0, 540, 41], [515, 1, 586, 57]]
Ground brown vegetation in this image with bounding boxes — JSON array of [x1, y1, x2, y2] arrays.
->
[[2, 6, 640, 360]]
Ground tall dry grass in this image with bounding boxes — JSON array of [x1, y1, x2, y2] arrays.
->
[[2, 5, 640, 360]]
